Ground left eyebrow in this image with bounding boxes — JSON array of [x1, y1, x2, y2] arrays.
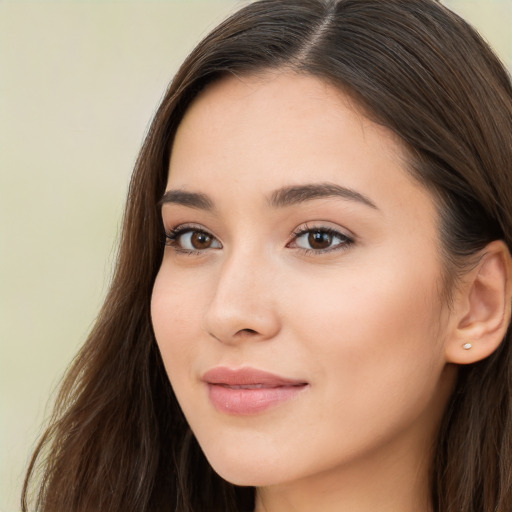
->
[[268, 182, 378, 210], [159, 189, 214, 210]]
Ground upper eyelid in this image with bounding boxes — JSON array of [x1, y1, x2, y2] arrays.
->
[[291, 223, 355, 239], [293, 225, 346, 235], [166, 222, 216, 235], [165, 226, 219, 242]]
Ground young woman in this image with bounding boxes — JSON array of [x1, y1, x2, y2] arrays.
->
[[23, 1, 512, 511]]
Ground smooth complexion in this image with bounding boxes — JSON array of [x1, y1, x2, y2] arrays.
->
[[151, 73, 459, 512]]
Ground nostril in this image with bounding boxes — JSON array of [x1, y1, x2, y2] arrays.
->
[[238, 328, 258, 335]]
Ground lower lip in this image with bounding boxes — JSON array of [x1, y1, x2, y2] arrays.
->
[[207, 384, 307, 415]]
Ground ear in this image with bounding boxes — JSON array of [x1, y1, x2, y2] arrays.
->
[[445, 240, 512, 365]]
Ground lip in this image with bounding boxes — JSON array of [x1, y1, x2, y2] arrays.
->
[[202, 367, 308, 415]]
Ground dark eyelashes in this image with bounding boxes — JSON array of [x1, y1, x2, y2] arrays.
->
[[164, 225, 203, 243], [291, 225, 353, 242], [288, 223, 354, 254], [162, 223, 354, 254]]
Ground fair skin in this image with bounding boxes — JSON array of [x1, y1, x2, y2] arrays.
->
[[151, 72, 511, 512]]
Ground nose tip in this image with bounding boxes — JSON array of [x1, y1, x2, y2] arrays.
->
[[205, 304, 281, 345], [202, 258, 281, 345]]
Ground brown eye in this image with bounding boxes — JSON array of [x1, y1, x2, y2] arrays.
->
[[166, 228, 222, 252], [292, 227, 353, 253], [190, 231, 213, 249], [308, 231, 332, 250]]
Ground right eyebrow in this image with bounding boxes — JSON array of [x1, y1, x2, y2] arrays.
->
[[159, 189, 214, 211], [268, 182, 378, 210]]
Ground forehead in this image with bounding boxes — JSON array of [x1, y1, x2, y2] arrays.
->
[[173, 71, 402, 156], [167, 72, 434, 224], [171, 73, 404, 175]]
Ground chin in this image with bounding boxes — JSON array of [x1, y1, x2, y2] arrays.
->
[[202, 448, 286, 487]]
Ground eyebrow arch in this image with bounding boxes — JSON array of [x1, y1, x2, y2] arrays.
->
[[159, 189, 214, 210], [268, 182, 378, 210]]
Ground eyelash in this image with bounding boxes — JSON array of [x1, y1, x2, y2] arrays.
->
[[288, 224, 354, 255], [165, 224, 219, 255], [164, 223, 354, 255]]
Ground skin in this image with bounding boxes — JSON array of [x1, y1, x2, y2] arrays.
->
[[151, 72, 459, 512]]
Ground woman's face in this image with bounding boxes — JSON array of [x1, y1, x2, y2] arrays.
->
[[151, 72, 456, 490]]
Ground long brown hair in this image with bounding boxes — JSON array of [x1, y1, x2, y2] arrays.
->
[[23, 1, 512, 511]]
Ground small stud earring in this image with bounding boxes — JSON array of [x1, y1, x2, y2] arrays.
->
[[463, 343, 473, 350]]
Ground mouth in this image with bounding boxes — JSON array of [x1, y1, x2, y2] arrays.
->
[[202, 367, 309, 415]]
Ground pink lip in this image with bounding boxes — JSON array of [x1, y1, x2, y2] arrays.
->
[[202, 367, 308, 415]]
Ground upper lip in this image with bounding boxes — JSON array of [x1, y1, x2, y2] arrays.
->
[[202, 366, 307, 388]]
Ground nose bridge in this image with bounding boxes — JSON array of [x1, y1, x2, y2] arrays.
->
[[203, 244, 280, 343]]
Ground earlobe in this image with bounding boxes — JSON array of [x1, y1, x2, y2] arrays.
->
[[445, 240, 512, 365]]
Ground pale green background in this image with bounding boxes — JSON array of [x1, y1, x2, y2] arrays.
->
[[1, 1, 510, 510]]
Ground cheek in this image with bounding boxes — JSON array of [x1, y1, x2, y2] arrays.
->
[[150, 267, 206, 376], [285, 258, 446, 401]]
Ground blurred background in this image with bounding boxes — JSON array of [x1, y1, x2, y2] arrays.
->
[[1, 1, 510, 510]]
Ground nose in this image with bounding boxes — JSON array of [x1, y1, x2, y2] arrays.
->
[[203, 250, 281, 345]]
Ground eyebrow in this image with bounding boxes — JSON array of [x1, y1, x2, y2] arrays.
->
[[268, 183, 378, 210], [159, 189, 214, 210], [159, 182, 377, 211]]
